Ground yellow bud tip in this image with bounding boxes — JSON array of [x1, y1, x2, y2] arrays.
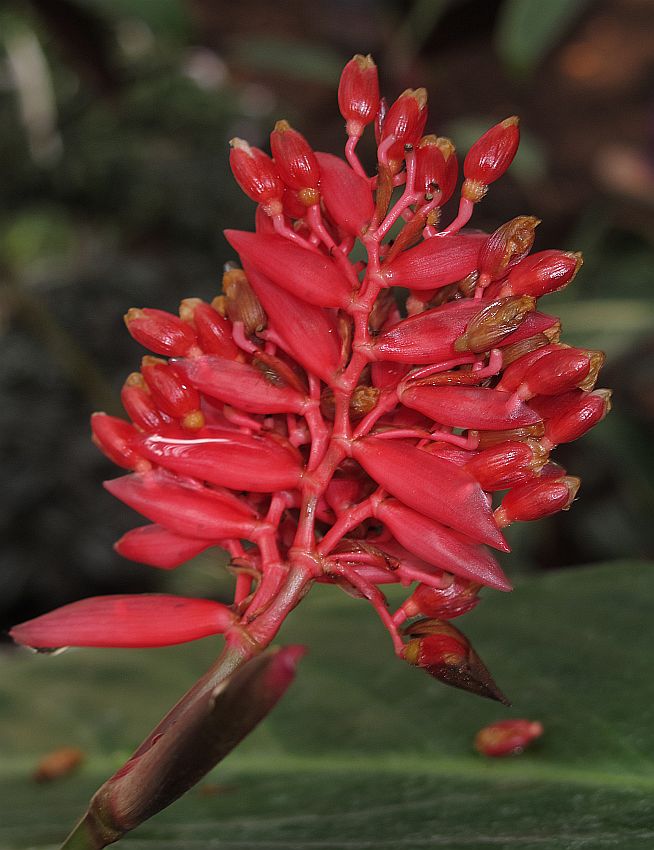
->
[[124, 307, 145, 326], [436, 137, 456, 160], [179, 297, 201, 323], [141, 355, 166, 368], [273, 119, 292, 134], [562, 476, 582, 507], [125, 371, 146, 388], [353, 53, 376, 70], [502, 116, 520, 128], [182, 410, 205, 430], [402, 639, 421, 666], [229, 137, 253, 154]]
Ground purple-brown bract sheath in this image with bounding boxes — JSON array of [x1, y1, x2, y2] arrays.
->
[[12, 51, 610, 850]]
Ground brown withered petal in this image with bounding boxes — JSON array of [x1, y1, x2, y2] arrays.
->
[[454, 296, 536, 353], [222, 268, 267, 336]]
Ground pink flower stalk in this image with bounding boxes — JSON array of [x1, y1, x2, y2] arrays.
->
[[12, 54, 610, 848]]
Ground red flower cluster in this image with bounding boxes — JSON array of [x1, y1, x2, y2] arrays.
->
[[12, 54, 609, 704]]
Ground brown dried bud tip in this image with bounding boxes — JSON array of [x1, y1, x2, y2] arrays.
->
[[479, 216, 540, 281], [455, 296, 536, 353], [403, 619, 510, 705], [222, 268, 267, 336]]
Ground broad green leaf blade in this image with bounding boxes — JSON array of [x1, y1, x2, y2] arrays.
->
[[1, 562, 653, 849], [495, 0, 596, 74]]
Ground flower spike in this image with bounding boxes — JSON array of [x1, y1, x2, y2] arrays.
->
[[17, 51, 609, 847]]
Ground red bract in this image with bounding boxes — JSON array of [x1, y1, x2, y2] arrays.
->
[[14, 53, 610, 847]]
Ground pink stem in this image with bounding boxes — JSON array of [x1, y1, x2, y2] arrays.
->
[[437, 196, 475, 236], [272, 213, 319, 251], [345, 134, 368, 178]]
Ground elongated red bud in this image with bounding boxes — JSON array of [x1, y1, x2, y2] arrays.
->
[[135, 428, 304, 492], [530, 388, 611, 447], [141, 357, 204, 428], [225, 230, 352, 309], [463, 117, 520, 201], [478, 216, 539, 281], [375, 498, 510, 590], [10, 594, 237, 649], [315, 152, 374, 236], [124, 308, 199, 358], [415, 135, 458, 203], [381, 232, 485, 290], [352, 438, 507, 550], [464, 440, 548, 491], [121, 372, 172, 431], [179, 298, 239, 359], [402, 577, 481, 620], [403, 619, 510, 704], [229, 138, 284, 214], [496, 342, 563, 392], [104, 470, 259, 541], [338, 54, 380, 136], [494, 475, 580, 526], [91, 413, 148, 471], [454, 296, 536, 353], [270, 120, 320, 203], [500, 250, 583, 298], [516, 348, 603, 399], [399, 385, 542, 431], [114, 524, 212, 569], [173, 354, 306, 414], [372, 299, 482, 364], [475, 719, 543, 757], [380, 88, 428, 171], [242, 262, 342, 382]]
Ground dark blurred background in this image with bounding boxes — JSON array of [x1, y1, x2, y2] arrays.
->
[[1, 0, 653, 635]]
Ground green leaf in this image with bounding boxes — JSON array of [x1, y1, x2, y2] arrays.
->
[[1, 562, 654, 848], [495, 0, 597, 74]]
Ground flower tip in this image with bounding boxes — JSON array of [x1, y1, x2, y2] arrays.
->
[[503, 115, 520, 128]]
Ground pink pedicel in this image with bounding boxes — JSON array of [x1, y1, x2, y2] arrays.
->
[[11, 53, 609, 847]]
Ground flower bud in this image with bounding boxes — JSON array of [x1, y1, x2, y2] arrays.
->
[[496, 343, 563, 392], [179, 298, 240, 359], [381, 232, 486, 290], [124, 308, 199, 358], [475, 719, 543, 757], [104, 469, 259, 541], [338, 54, 380, 137], [380, 88, 428, 171], [141, 357, 204, 428], [415, 135, 459, 203], [372, 298, 482, 364], [530, 388, 612, 447], [243, 262, 342, 383], [226, 230, 353, 309], [91, 412, 148, 471], [270, 120, 320, 203], [464, 440, 548, 491], [478, 216, 540, 281], [454, 295, 536, 353], [516, 348, 604, 399], [472, 422, 545, 449], [114, 524, 212, 569], [399, 385, 542, 431], [463, 117, 520, 201], [321, 385, 379, 421], [135, 427, 304, 492], [10, 594, 237, 649], [174, 355, 307, 415], [121, 372, 172, 431], [402, 577, 481, 620], [352, 438, 508, 551], [375, 498, 510, 590], [229, 138, 284, 214], [403, 619, 510, 704], [315, 152, 374, 236], [500, 250, 583, 298], [494, 476, 580, 526]]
